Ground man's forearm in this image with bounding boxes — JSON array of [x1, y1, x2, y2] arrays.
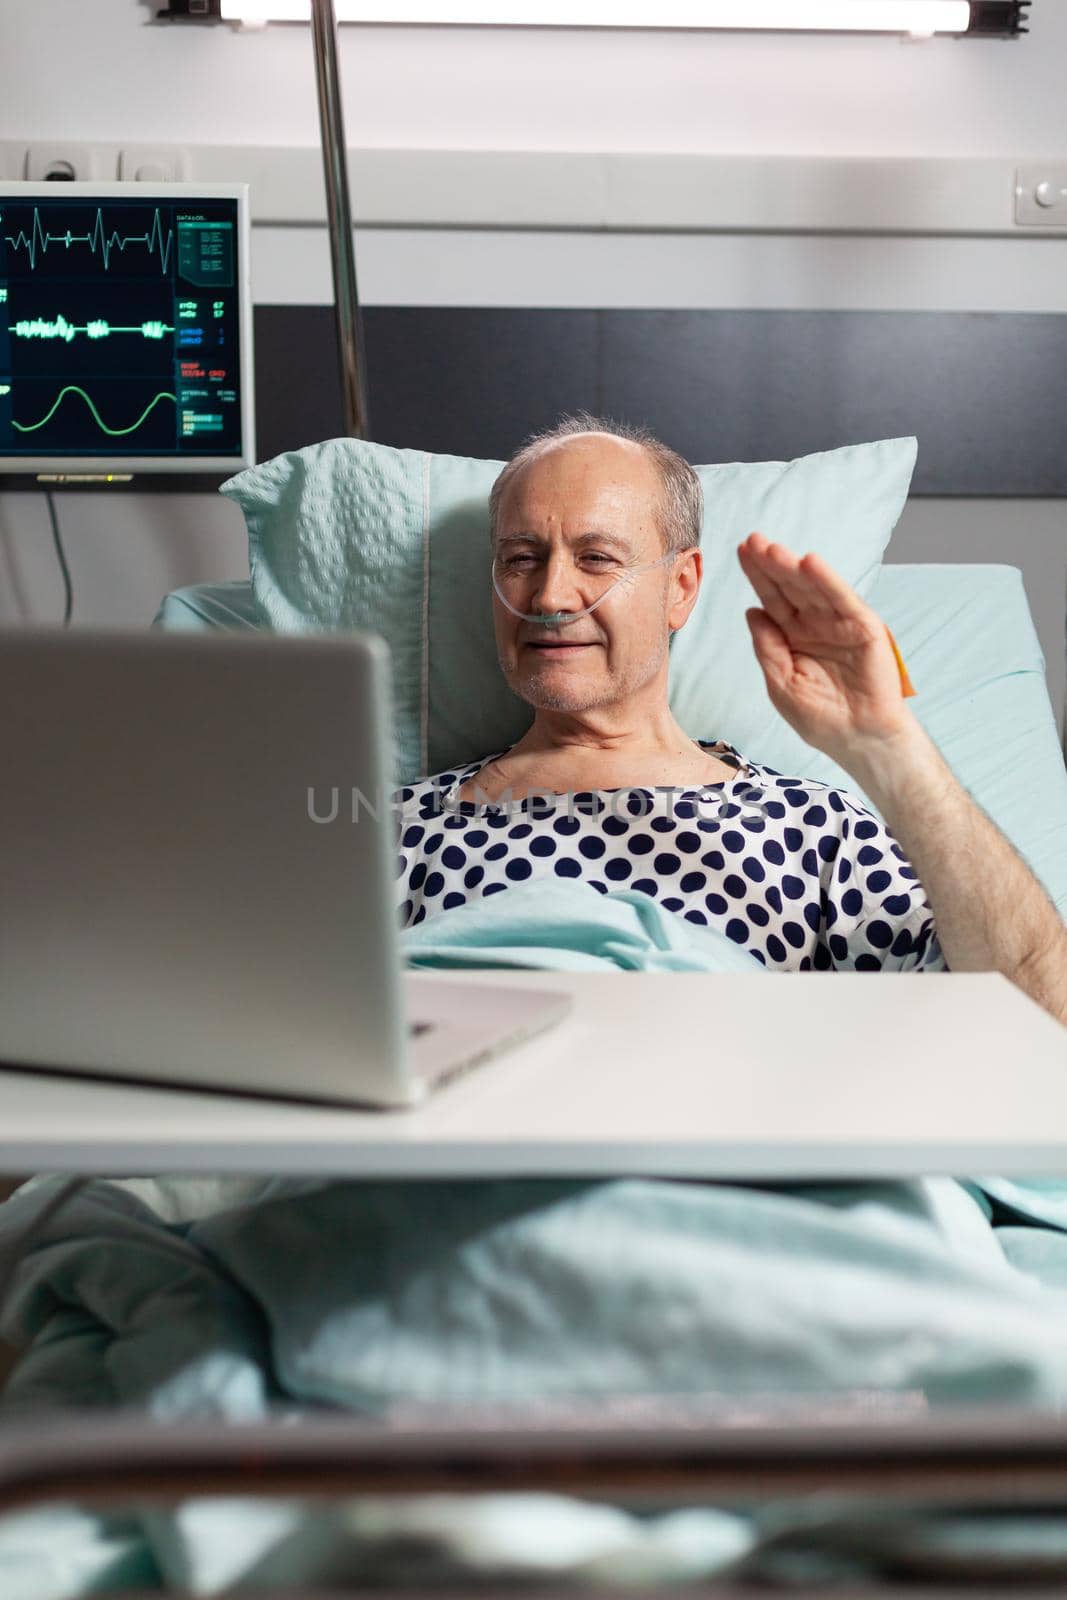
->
[[843, 713, 1067, 1028]]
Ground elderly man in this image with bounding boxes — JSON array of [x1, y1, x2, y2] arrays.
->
[[396, 414, 1067, 1026]]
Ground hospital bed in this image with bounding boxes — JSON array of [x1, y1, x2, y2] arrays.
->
[[2, 535, 1066, 1593]]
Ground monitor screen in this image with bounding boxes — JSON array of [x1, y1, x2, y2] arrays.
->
[[0, 181, 255, 478]]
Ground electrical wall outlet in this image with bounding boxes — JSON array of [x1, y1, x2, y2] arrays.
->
[[1015, 166, 1067, 226], [24, 143, 110, 181], [118, 146, 190, 183]]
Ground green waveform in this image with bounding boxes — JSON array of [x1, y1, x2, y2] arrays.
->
[[13, 314, 174, 343], [12, 385, 177, 437], [3, 206, 175, 274]]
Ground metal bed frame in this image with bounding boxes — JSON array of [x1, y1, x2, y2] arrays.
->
[[5, 1409, 1067, 1594]]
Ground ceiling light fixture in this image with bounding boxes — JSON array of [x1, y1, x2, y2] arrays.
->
[[199, 1, 1030, 37]]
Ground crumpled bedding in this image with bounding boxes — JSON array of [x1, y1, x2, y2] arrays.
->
[[401, 877, 767, 971], [3, 1169, 1067, 1594], [4, 1172, 1054, 1421]]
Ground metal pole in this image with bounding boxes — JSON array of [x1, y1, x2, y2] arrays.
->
[[310, 0, 370, 438]]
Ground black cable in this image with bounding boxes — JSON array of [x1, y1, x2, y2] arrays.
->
[[0, 1175, 92, 1339], [44, 488, 73, 627]]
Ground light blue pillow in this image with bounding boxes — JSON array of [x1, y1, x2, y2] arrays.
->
[[220, 435, 917, 785]]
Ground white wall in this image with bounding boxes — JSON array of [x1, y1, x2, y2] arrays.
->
[[0, 490, 249, 627], [1, 0, 1064, 745], [3, 0, 1066, 157]]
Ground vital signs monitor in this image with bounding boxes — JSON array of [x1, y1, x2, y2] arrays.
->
[[0, 181, 255, 479]]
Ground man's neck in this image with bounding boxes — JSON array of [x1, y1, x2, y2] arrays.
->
[[513, 709, 696, 762]]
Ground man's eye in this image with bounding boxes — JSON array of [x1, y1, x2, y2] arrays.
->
[[501, 552, 616, 569]]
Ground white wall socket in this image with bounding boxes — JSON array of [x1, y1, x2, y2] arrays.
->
[[1015, 165, 1067, 226], [21, 144, 189, 183], [118, 146, 190, 182], [24, 143, 110, 181]]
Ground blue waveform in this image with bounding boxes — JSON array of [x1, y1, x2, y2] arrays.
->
[[2, 206, 175, 274]]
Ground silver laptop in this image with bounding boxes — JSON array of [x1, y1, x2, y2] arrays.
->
[[0, 628, 570, 1108]]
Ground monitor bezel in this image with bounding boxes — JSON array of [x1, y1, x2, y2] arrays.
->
[[0, 180, 256, 476]]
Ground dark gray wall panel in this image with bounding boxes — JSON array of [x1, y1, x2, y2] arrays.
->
[[301, 305, 1067, 497], [367, 307, 601, 462], [6, 306, 1063, 495], [600, 310, 1067, 496], [251, 305, 601, 478]]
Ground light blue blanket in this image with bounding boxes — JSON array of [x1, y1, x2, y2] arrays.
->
[[2, 881, 1067, 1594], [401, 879, 767, 972]]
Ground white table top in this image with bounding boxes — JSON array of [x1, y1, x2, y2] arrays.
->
[[1, 969, 1065, 1179]]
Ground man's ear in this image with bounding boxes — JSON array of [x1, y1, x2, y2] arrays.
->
[[667, 546, 702, 636]]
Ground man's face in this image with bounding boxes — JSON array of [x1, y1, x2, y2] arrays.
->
[[491, 434, 697, 716]]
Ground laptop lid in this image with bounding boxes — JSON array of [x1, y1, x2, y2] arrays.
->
[[0, 628, 416, 1105]]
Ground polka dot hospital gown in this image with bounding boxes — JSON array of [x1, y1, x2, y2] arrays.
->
[[394, 739, 948, 972]]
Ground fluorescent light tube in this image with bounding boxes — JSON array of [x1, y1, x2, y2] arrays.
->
[[220, 1, 973, 32]]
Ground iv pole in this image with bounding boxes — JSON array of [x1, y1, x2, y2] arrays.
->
[[309, 0, 370, 438]]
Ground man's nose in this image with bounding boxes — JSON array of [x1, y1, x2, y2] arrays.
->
[[531, 553, 583, 613]]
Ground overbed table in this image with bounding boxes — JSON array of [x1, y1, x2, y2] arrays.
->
[[0, 969, 1063, 1179]]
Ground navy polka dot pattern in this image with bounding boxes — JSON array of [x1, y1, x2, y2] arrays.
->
[[394, 740, 948, 971]]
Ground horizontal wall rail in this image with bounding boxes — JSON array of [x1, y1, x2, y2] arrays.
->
[[3, 144, 1067, 235]]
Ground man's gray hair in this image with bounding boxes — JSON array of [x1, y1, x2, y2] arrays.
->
[[488, 411, 703, 556]]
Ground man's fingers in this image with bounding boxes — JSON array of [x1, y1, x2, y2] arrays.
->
[[795, 549, 868, 619], [756, 536, 837, 616], [737, 538, 800, 631], [739, 534, 835, 621], [746, 607, 794, 683]]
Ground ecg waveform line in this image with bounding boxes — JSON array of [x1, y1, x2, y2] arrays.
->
[[12, 385, 177, 437], [13, 314, 175, 343], [2, 207, 175, 274]]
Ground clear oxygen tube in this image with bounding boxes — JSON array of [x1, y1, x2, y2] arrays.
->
[[491, 549, 680, 628]]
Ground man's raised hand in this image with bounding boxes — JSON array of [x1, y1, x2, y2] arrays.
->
[[737, 532, 914, 765]]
